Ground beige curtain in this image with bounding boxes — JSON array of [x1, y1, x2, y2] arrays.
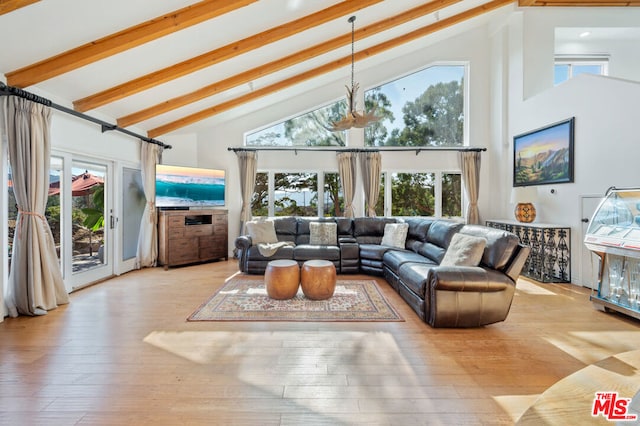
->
[[459, 150, 481, 224], [3, 96, 69, 317], [336, 152, 356, 218], [359, 151, 382, 217], [236, 150, 258, 235], [136, 142, 163, 268]]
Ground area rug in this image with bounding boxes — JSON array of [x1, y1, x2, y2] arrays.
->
[[188, 277, 403, 322]]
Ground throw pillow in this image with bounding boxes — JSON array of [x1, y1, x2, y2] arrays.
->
[[309, 222, 337, 245], [381, 223, 409, 249], [246, 220, 278, 245], [440, 233, 487, 267]]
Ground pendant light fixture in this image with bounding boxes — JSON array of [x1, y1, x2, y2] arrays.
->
[[329, 15, 381, 132]]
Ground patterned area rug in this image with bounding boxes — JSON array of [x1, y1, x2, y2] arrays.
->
[[188, 277, 403, 322]]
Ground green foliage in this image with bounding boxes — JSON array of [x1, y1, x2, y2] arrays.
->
[[273, 173, 318, 217], [391, 173, 435, 216], [366, 79, 464, 147], [364, 88, 394, 147], [442, 173, 462, 217], [323, 173, 343, 217], [81, 184, 105, 231], [284, 101, 347, 146]]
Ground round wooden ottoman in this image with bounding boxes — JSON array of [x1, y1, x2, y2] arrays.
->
[[265, 259, 300, 300], [301, 259, 337, 300]]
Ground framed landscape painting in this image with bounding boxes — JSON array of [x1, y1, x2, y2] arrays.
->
[[513, 117, 575, 187]]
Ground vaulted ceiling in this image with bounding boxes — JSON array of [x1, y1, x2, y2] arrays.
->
[[0, 0, 637, 139]]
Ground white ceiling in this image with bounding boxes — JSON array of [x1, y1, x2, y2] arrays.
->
[[4, 1, 632, 141]]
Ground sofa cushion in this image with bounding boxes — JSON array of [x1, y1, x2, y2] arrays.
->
[[274, 217, 297, 241], [246, 244, 294, 261], [335, 218, 353, 238], [310, 222, 337, 245], [383, 249, 434, 272], [353, 217, 396, 244], [459, 225, 521, 270], [398, 262, 438, 297], [440, 233, 487, 267], [405, 218, 433, 250], [246, 220, 278, 245], [426, 220, 464, 248], [417, 243, 447, 264], [360, 243, 392, 261], [294, 244, 340, 261], [381, 223, 409, 249]]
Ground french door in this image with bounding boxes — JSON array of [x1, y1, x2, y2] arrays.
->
[[53, 153, 115, 292]]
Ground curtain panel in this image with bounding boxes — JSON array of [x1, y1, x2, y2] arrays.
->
[[136, 142, 163, 268], [336, 152, 356, 218], [359, 151, 382, 217], [236, 151, 258, 236], [2, 96, 69, 317], [459, 151, 481, 224]]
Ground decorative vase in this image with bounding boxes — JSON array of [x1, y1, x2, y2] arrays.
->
[[515, 202, 536, 223]]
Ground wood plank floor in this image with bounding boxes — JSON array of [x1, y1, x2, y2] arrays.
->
[[1, 261, 639, 425]]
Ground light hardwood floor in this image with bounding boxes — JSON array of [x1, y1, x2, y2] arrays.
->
[[1, 261, 639, 425]]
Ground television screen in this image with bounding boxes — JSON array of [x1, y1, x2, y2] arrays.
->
[[155, 164, 225, 208]]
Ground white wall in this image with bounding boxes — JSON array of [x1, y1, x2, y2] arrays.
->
[[196, 27, 496, 256], [494, 9, 640, 286]]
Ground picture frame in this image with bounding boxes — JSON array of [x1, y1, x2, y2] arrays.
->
[[513, 117, 575, 187]]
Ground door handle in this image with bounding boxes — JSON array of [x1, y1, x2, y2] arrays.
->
[[581, 218, 589, 223]]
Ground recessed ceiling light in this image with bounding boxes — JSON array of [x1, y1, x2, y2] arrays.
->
[[579, 31, 591, 38]]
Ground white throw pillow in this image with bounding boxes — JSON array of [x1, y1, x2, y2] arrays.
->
[[246, 220, 278, 245], [309, 222, 337, 245], [381, 223, 409, 249], [440, 233, 487, 267]]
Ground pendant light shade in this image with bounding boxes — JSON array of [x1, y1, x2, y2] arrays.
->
[[329, 16, 381, 132]]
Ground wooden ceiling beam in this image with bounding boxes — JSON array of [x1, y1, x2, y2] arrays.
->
[[0, 0, 39, 16], [73, 0, 383, 113], [118, 0, 463, 128], [148, 0, 515, 138], [5, 0, 257, 88]]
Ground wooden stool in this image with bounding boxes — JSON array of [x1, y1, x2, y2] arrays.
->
[[301, 259, 337, 300], [265, 259, 300, 300]]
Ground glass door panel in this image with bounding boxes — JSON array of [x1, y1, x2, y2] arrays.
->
[[121, 167, 144, 263], [70, 162, 106, 274]]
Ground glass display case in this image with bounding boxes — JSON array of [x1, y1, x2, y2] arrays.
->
[[584, 187, 640, 320]]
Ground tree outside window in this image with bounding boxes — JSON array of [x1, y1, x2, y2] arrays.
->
[[274, 172, 317, 217], [365, 65, 465, 147], [391, 173, 435, 216]]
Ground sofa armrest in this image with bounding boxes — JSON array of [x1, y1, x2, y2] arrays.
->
[[429, 266, 512, 292], [235, 235, 252, 250]]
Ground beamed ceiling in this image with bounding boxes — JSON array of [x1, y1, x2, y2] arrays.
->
[[0, 0, 637, 139]]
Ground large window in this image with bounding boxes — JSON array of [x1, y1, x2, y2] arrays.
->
[[554, 57, 608, 85], [251, 170, 462, 218], [246, 101, 347, 147], [365, 65, 465, 147]]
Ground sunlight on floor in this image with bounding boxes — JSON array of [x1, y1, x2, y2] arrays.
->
[[544, 331, 640, 365], [515, 280, 557, 296], [493, 394, 541, 423]]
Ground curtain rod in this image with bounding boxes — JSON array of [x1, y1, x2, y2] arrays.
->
[[228, 146, 486, 155], [0, 82, 171, 150]]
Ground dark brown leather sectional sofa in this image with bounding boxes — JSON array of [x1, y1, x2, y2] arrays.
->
[[235, 217, 530, 327]]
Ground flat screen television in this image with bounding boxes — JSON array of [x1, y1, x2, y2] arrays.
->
[[155, 164, 225, 209]]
